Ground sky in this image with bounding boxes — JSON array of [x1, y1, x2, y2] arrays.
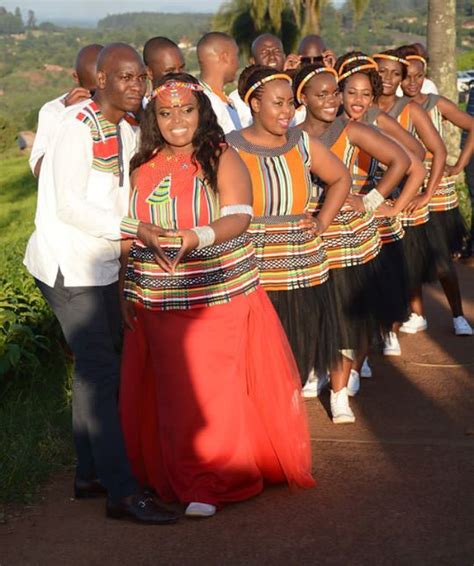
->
[[1, 1, 224, 25], [2, 0, 345, 26]]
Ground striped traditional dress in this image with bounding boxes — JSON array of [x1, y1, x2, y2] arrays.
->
[[419, 94, 459, 212], [314, 115, 383, 266], [124, 151, 259, 310], [226, 127, 342, 380], [226, 128, 329, 290], [380, 97, 431, 227]]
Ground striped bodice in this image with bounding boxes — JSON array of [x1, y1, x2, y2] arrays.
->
[[227, 129, 329, 291], [313, 118, 382, 268], [419, 94, 459, 212], [227, 128, 312, 215], [384, 97, 430, 226], [124, 151, 259, 310]]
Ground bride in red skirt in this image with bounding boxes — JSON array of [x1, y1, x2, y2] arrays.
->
[[119, 74, 315, 518]]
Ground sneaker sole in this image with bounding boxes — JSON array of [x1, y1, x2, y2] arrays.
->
[[347, 389, 359, 397], [302, 391, 319, 399], [332, 415, 356, 424], [383, 349, 401, 356], [454, 330, 473, 336]]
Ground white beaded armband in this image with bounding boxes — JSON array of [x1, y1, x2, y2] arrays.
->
[[191, 225, 216, 249], [362, 189, 385, 212], [220, 204, 254, 218]]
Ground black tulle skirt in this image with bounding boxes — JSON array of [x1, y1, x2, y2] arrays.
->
[[429, 207, 468, 255], [402, 222, 439, 291], [325, 262, 381, 354], [267, 281, 342, 385], [371, 240, 411, 329]]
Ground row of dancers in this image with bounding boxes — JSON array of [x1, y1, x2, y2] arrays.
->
[[25, 33, 473, 519]]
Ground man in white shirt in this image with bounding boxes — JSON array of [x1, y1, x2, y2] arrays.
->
[[29, 43, 103, 178], [197, 32, 242, 133], [24, 43, 177, 525]]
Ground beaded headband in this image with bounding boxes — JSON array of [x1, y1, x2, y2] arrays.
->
[[405, 55, 427, 71], [372, 53, 410, 66], [243, 73, 292, 105], [295, 67, 339, 104], [151, 80, 204, 107], [338, 55, 378, 75], [338, 62, 378, 83]]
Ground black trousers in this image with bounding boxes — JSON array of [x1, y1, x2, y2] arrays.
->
[[36, 271, 138, 502]]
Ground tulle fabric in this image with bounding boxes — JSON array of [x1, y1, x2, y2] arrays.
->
[[267, 282, 342, 383], [429, 208, 468, 255], [402, 222, 438, 291], [119, 286, 315, 507]]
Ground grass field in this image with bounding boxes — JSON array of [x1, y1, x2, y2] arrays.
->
[[0, 153, 72, 507]]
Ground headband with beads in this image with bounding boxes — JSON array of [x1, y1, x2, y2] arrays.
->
[[405, 55, 427, 71], [243, 73, 292, 105], [295, 67, 339, 104], [151, 80, 204, 107], [338, 55, 378, 75], [372, 53, 410, 66], [338, 62, 379, 83]]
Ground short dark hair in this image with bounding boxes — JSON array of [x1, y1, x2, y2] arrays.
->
[[143, 36, 179, 66]]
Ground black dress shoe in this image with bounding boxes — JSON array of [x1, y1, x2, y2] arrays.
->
[[74, 477, 107, 499], [106, 493, 179, 525]]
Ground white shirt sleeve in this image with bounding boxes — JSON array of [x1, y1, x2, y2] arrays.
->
[[29, 101, 62, 175], [53, 120, 123, 240]]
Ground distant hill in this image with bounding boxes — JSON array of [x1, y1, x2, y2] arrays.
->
[[97, 12, 212, 43]]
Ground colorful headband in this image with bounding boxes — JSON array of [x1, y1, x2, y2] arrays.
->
[[295, 67, 339, 104], [405, 55, 427, 71], [338, 63, 378, 83], [151, 80, 204, 107], [243, 73, 292, 105], [372, 53, 410, 66], [338, 56, 378, 75]]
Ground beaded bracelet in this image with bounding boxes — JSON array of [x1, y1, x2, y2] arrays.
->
[[362, 188, 385, 212], [191, 225, 216, 249]]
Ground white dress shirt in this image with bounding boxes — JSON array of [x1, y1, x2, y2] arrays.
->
[[201, 82, 242, 134], [24, 100, 138, 288], [29, 94, 67, 175]]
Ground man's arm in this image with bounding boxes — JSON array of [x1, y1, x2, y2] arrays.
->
[[29, 101, 63, 177]]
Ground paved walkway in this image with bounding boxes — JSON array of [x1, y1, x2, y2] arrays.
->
[[1, 263, 473, 566]]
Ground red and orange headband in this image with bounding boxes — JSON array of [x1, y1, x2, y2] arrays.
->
[[151, 80, 204, 107], [372, 53, 410, 66]]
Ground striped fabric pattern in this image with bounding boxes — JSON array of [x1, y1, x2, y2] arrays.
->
[[76, 101, 120, 176], [227, 128, 330, 291], [125, 151, 259, 310], [316, 120, 382, 266], [124, 235, 259, 310], [389, 99, 430, 227], [248, 216, 329, 290], [422, 99, 460, 212]]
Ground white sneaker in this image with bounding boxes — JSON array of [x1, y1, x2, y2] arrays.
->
[[347, 369, 360, 397], [360, 357, 372, 378], [453, 316, 473, 336], [302, 369, 330, 398], [330, 387, 356, 424], [399, 313, 428, 334], [383, 331, 402, 356], [185, 502, 216, 518]]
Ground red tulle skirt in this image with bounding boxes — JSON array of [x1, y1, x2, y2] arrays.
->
[[119, 285, 315, 506]]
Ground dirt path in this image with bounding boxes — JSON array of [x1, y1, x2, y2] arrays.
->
[[1, 263, 473, 566]]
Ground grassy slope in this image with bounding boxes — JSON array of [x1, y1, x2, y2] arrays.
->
[[0, 153, 72, 506]]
